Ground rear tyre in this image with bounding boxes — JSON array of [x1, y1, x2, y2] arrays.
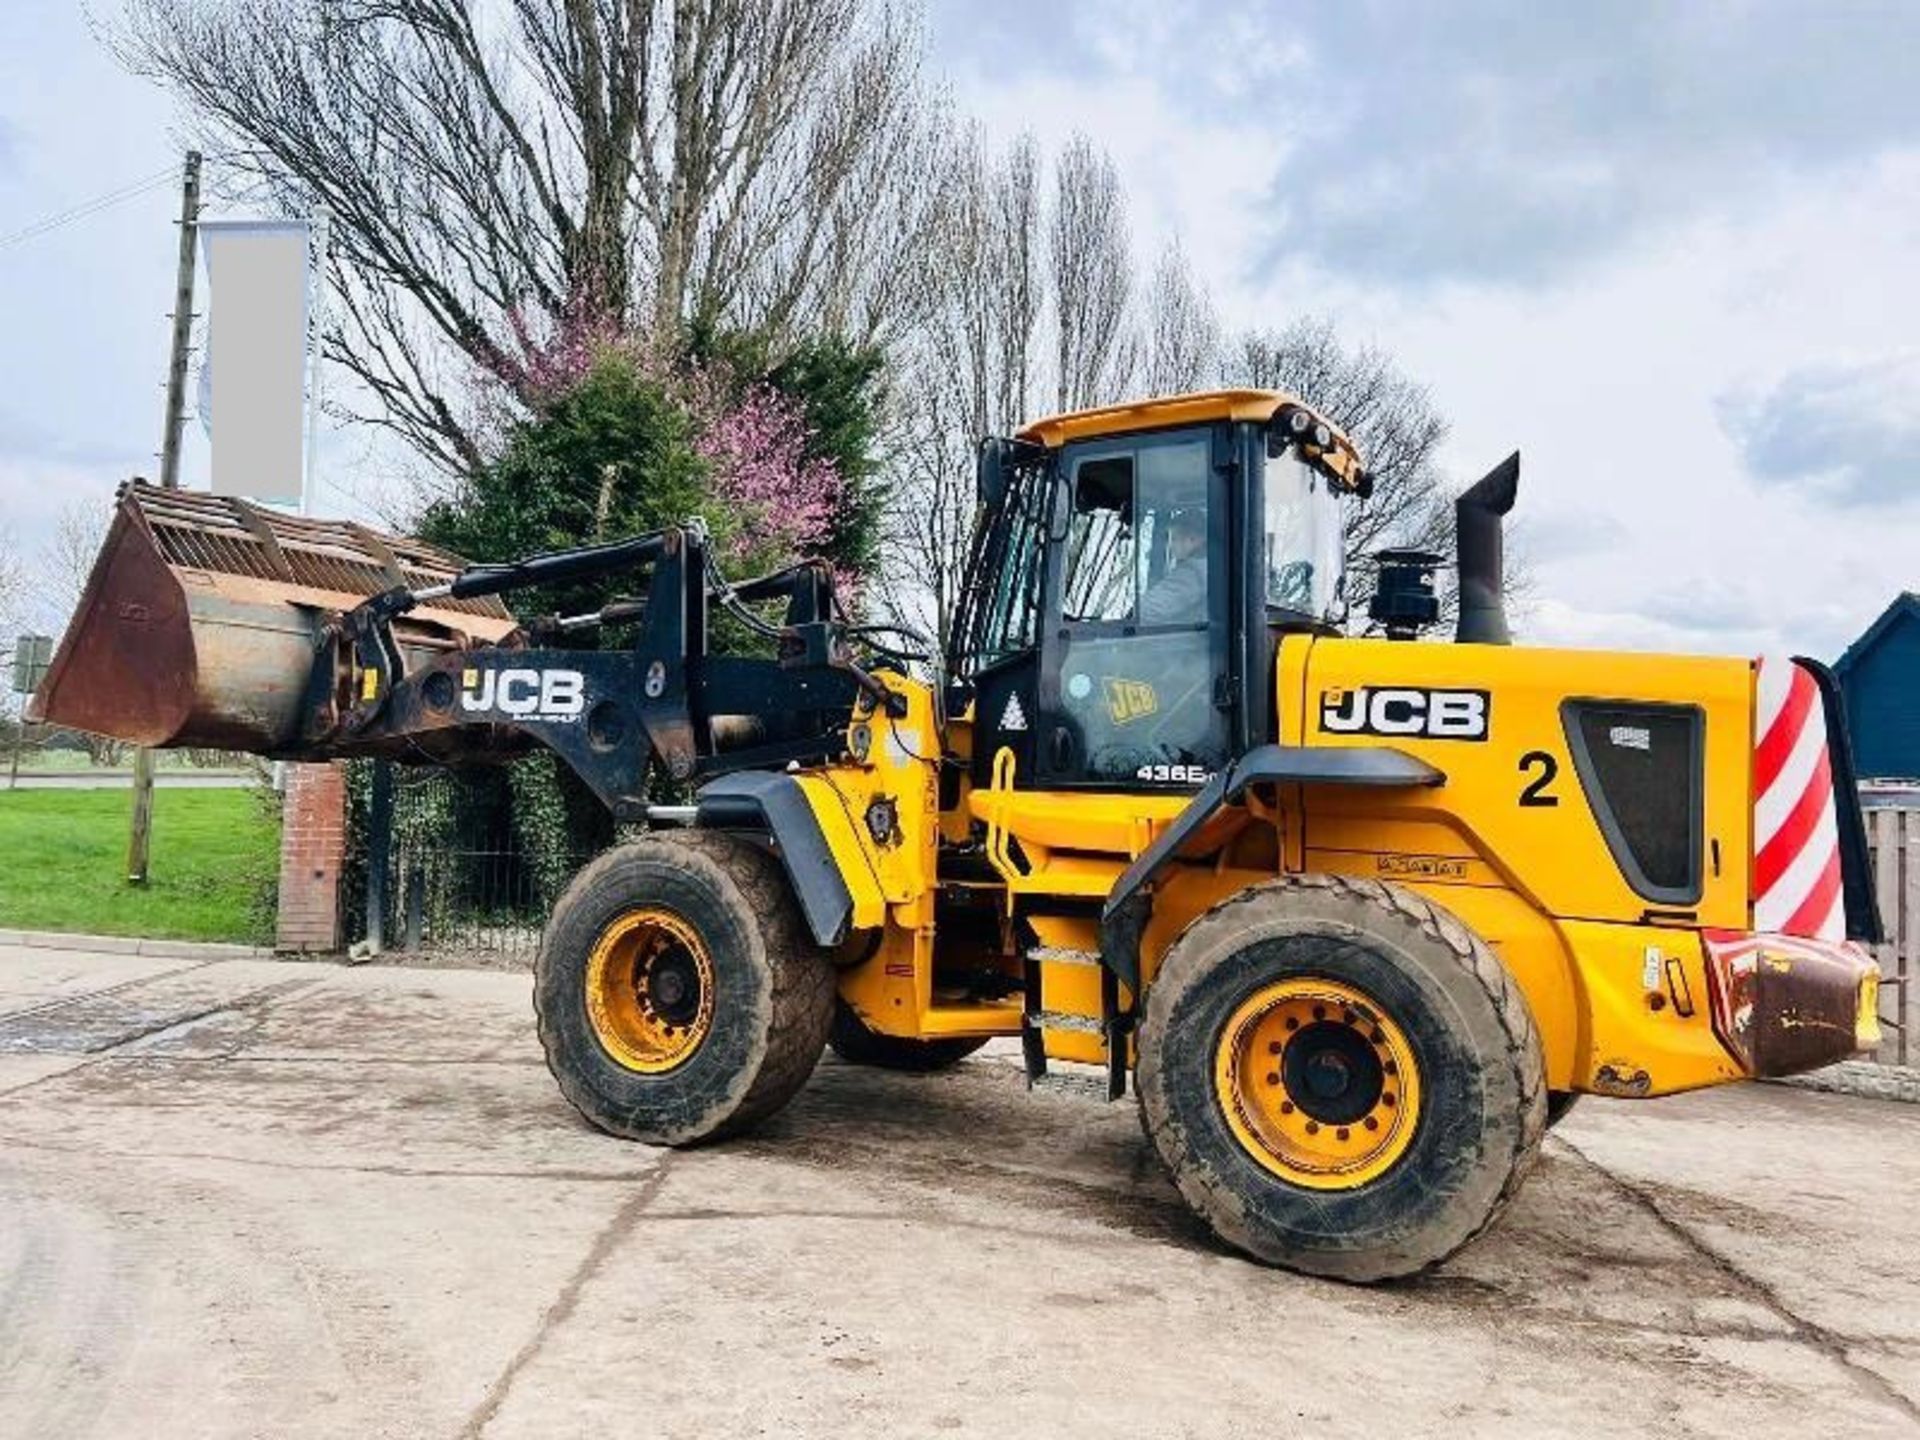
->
[[827, 1001, 988, 1072], [534, 830, 835, 1146], [1137, 874, 1546, 1282]]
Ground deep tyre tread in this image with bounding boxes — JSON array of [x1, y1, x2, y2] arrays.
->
[[534, 830, 835, 1146], [1136, 873, 1546, 1282], [827, 1001, 988, 1072]]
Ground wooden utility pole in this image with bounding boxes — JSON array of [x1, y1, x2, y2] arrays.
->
[[128, 150, 202, 885]]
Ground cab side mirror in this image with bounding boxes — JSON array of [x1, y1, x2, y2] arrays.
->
[[977, 437, 1013, 508], [977, 435, 1049, 511]]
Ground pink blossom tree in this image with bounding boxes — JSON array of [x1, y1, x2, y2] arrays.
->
[[694, 382, 845, 575], [475, 314, 852, 588]]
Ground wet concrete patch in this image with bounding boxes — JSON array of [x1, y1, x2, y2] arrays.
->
[[0, 945, 201, 1018], [0, 962, 325, 1055], [118, 964, 538, 1066]]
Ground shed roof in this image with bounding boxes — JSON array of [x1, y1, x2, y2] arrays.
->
[[1836, 592, 1920, 676]]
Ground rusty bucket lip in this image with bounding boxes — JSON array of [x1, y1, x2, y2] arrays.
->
[[26, 491, 190, 740]]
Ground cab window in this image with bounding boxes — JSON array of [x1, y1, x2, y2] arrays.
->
[[1060, 435, 1211, 627]]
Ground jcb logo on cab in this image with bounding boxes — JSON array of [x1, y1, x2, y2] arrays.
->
[[1104, 677, 1158, 725], [1320, 686, 1489, 741]]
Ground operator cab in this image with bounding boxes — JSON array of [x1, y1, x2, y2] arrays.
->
[[951, 391, 1370, 795]]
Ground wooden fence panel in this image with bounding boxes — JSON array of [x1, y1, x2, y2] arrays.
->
[[1865, 807, 1915, 1068]]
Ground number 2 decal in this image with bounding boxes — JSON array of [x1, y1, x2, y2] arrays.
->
[[1518, 750, 1560, 807]]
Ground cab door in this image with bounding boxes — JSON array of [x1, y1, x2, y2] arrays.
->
[[1036, 426, 1232, 790]]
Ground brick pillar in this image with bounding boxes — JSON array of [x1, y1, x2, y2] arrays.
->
[[277, 762, 347, 953]]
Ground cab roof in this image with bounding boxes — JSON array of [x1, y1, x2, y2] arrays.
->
[[1014, 389, 1365, 488]]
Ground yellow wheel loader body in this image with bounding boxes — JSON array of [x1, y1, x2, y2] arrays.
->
[[33, 389, 1881, 1279]]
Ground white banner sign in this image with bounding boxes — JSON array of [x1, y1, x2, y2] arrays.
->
[[199, 221, 310, 502]]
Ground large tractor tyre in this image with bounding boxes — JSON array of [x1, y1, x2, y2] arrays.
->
[[1546, 1091, 1581, 1129], [1137, 874, 1546, 1283], [534, 830, 835, 1147], [827, 1001, 989, 1072]]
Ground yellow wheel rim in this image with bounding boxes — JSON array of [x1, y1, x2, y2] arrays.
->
[[1213, 977, 1422, 1190], [584, 908, 715, 1074]]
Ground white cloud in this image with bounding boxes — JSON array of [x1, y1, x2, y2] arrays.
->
[[928, 3, 1920, 664], [1719, 352, 1920, 508]]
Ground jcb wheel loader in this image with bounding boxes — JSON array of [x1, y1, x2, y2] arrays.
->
[[32, 390, 1884, 1281]]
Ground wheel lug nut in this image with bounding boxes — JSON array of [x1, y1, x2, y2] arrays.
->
[[1284, 1017, 1299, 1032], [1336, 1127, 1350, 1141], [1364, 1116, 1379, 1131], [1268, 1040, 1282, 1055], [1304, 1120, 1320, 1134], [1280, 1100, 1295, 1114], [1383, 1060, 1397, 1075], [1265, 1072, 1279, 1086], [1312, 1005, 1327, 1021], [1382, 1093, 1396, 1108], [1370, 1027, 1385, 1044]]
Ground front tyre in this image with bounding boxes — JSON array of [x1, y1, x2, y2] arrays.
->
[[1137, 875, 1546, 1282], [534, 831, 835, 1146]]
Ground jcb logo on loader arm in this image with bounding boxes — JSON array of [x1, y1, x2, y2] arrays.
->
[[461, 667, 587, 722], [1321, 686, 1489, 741]]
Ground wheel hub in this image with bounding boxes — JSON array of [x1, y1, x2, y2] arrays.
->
[[645, 949, 701, 1025], [1282, 1020, 1385, 1125], [1212, 976, 1422, 1191], [585, 908, 715, 1074]]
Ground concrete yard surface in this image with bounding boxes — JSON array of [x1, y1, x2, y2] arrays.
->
[[1, 943, 1917, 1438]]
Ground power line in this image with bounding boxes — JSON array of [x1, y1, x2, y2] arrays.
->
[[0, 164, 185, 252]]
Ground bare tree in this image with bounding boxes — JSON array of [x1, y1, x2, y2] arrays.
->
[[1235, 319, 1450, 567], [0, 532, 23, 634], [1050, 135, 1136, 413], [0, 532, 25, 725], [876, 129, 1046, 646], [39, 500, 108, 628], [1141, 241, 1219, 397], [0, 542, 21, 740], [118, 0, 944, 474], [878, 143, 1469, 653]]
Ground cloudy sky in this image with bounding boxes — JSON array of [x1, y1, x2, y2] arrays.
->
[[3, 0, 1918, 660]]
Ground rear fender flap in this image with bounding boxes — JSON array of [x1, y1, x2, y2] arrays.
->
[[695, 771, 859, 949], [1098, 742, 1445, 990]]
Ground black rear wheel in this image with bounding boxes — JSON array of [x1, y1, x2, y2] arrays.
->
[[534, 830, 835, 1146], [1137, 874, 1546, 1282]]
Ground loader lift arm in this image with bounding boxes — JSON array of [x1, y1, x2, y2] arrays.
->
[[29, 481, 900, 823], [310, 520, 899, 819]]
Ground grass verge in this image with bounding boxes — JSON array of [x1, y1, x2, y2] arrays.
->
[[0, 787, 278, 944]]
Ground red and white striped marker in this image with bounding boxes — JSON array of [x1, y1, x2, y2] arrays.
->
[[1752, 656, 1844, 941]]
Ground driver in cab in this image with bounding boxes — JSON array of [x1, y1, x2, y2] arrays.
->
[[1139, 509, 1207, 624]]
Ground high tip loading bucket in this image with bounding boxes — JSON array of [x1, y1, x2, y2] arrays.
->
[[28, 482, 516, 755]]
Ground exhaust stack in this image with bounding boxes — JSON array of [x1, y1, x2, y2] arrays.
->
[[1454, 452, 1519, 646]]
